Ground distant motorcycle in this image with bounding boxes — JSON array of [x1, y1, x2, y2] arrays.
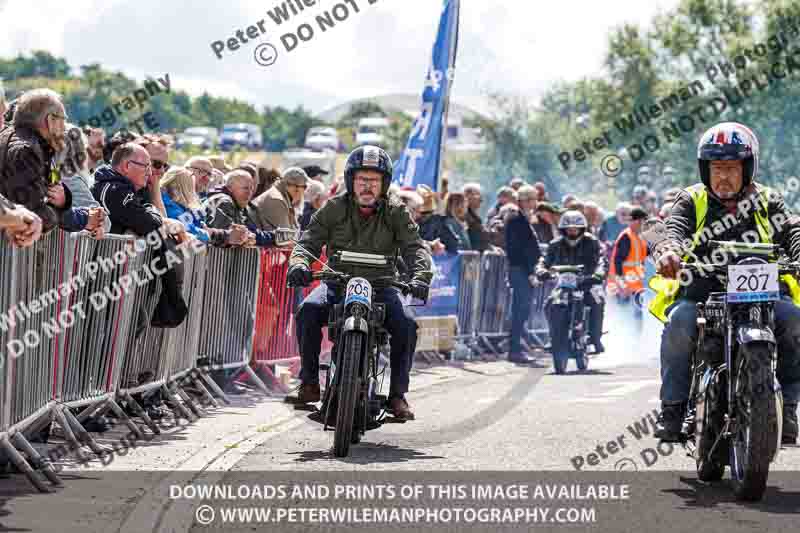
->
[[540, 265, 602, 374], [676, 241, 796, 501]]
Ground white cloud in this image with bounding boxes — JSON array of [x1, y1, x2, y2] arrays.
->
[[0, 0, 681, 114]]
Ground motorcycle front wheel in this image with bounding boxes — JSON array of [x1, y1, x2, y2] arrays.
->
[[333, 331, 364, 457], [730, 342, 777, 501]]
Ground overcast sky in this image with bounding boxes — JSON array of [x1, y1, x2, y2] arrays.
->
[[0, 0, 681, 115]]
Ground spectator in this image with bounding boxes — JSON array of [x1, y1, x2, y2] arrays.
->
[[186, 156, 214, 200], [208, 155, 231, 173], [598, 202, 632, 247], [103, 129, 139, 165], [303, 165, 329, 182], [329, 174, 345, 197], [417, 185, 455, 253], [299, 178, 328, 232], [249, 166, 307, 231], [238, 161, 258, 181], [443, 192, 472, 251], [135, 133, 171, 217], [533, 181, 547, 201], [209, 168, 224, 190], [509, 177, 526, 191], [463, 182, 491, 252], [205, 169, 276, 248], [436, 176, 449, 215], [532, 202, 559, 244], [82, 126, 105, 173], [631, 185, 648, 207], [487, 185, 516, 220], [397, 189, 446, 256], [92, 143, 164, 236], [160, 167, 234, 246], [505, 185, 541, 363], [0, 88, 102, 235], [0, 85, 7, 130], [644, 190, 659, 216], [561, 194, 577, 208], [487, 203, 519, 248], [57, 124, 109, 235], [0, 193, 42, 247], [583, 201, 604, 235], [255, 167, 280, 198]]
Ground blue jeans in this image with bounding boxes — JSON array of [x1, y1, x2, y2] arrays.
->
[[296, 282, 417, 397], [660, 297, 800, 404], [509, 266, 533, 354]]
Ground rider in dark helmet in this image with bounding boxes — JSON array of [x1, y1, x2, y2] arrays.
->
[[285, 146, 433, 421], [650, 122, 800, 443], [537, 210, 607, 368]]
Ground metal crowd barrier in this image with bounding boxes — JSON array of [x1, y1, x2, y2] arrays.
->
[[196, 246, 267, 393], [475, 251, 511, 351], [454, 251, 481, 342]]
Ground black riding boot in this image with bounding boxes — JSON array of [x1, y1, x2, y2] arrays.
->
[[654, 401, 687, 442], [783, 402, 798, 445]]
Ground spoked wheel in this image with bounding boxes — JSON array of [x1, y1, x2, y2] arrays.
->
[[730, 343, 777, 501], [333, 331, 363, 458]]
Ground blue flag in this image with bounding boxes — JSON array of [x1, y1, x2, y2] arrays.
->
[[393, 0, 460, 191]]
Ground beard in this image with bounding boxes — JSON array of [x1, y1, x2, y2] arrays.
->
[[48, 131, 67, 153]]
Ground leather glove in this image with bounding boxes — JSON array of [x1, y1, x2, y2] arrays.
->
[[409, 280, 430, 301], [286, 264, 312, 288], [536, 269, 551, 282]]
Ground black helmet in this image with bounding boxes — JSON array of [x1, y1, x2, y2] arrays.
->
[[344, 145, 393, 196], [697, 122, 759, 198]]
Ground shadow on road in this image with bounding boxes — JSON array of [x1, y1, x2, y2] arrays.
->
[[288, 443, 445, 465], [666, 475, 800, 513]]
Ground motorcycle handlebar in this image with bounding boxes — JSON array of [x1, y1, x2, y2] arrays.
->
[[311, 271, 412, 295]]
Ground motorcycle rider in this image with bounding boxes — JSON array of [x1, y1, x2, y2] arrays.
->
[[536, 210, 607, 367], [285, 146, 433, 421], [650, 122, 800, 444]]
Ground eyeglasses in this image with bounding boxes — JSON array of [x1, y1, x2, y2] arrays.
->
[[190, 166, 211, 177], [49, 112, 68, 122], [152, 160, 170, 171], [355, 177, 381, 186], [289, 183, 307, 189]]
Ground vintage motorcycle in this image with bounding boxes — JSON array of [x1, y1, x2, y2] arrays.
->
[[541, 265, 601, 374], [308, 251, 421, 458], [675, 240, 798, 501]]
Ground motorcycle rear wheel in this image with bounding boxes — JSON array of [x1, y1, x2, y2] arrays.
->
[[730, 343, 776, 501], [333, 331, 363, 458]]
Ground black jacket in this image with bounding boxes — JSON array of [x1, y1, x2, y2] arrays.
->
[[92, 165, 162, 236], [204, 187, 275, 247], [653, 182, 800, 301], [419, 213, 466, 254], [299, 201, 315, 232], [466, 208, 490, 252], [541, 233, 605, 278], [504, 211, 541, 275]]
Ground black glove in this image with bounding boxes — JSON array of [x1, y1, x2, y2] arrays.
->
[[409, 280, 430, 301], [536, 269, 551, 282], [286, 264, 312, 288]]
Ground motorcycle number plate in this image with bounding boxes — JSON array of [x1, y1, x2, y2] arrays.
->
[[726, 263, 779, 303], [345, 277, 373, 308], [557, 273, 578, 289]]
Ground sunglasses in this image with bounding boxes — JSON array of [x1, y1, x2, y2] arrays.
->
[[152, 160, 170, 171], [190, 166, 211, 177]]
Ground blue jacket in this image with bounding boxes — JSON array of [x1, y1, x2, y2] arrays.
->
[[504, 211, 541, 275], [161, 192, 210, 243]]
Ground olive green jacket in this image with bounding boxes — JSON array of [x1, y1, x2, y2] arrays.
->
[[289, 192, 433, 285]]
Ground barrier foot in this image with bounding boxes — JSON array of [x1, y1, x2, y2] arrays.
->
[[199, 369, 231, 405], [479, 335, 500, 356], [62, 407, 110, 457], [246, 364, 281, 396], [174, 384, 205, 418], [23, 410, 54, 442], [161, 385, 196, 423], [106, 398, 144, 441], [191, 374, 219, 408], [11, 433, 61, 487], [0, 437, 50, 493], [76, 398, 109, 424], [52, 407, 88, 463], [123, 393, 161, 435]]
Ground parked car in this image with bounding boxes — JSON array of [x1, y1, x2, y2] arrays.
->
[[355, 117, 390, 147], [220, 123, 263, 151], [175, 127, 219, 150], [281, 147, 337, 182], [305, 126, 339, 152]]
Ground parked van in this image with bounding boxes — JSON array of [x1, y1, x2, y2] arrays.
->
[[355, 117, 390, 147], [220, 123, 263, 151]]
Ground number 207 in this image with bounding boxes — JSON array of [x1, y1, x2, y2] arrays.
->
[[736, 273, 770, 291]]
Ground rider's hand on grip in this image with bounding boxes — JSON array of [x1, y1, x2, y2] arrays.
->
[[287, 264, 313, 288], [536, 269, 551, 282], [409, 280, 430, 302], [657, 251, 682, 279]]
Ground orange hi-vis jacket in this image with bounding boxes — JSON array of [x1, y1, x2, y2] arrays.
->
[[607, 227, 647, 295]]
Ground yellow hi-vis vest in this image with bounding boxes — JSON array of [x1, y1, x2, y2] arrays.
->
[[648, 183, 800, 323]]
